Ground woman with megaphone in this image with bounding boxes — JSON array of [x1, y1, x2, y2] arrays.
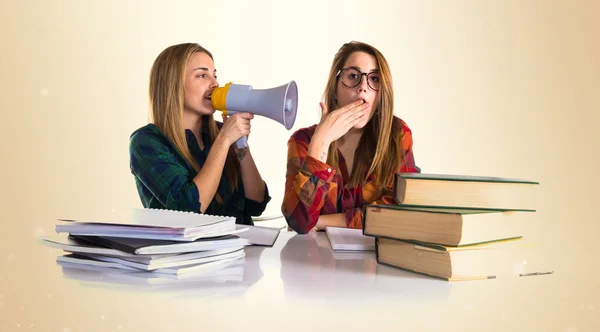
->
[[129, 43, 271, 225], [281, 41, 421, 234]]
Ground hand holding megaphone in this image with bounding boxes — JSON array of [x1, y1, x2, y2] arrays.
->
[[211, 81, 298, 149], [218, 111, 254, 148]]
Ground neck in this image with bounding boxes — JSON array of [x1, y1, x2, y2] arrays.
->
[[183, 111, 203, 134], [340, 127, 363, 147]]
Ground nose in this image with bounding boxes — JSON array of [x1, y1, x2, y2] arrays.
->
[[357, 74, 369, 92], [210, 76, 219, 89]]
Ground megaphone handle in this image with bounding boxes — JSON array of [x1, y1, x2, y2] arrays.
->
[[236, 136, 248, 149]]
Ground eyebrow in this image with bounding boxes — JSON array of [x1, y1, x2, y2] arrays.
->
[[193, 67, 217, 73], [348, 66, 379, 73]]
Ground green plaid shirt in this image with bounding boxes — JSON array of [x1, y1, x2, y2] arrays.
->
[[129, 122, 270, 225]]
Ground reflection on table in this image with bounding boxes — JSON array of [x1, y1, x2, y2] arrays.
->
[[57, 247, 267, 299], [278, 231, 454, 303]]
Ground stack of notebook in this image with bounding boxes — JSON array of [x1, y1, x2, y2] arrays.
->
[[41, 208, 266, 276], [362, 173, 547, 281]]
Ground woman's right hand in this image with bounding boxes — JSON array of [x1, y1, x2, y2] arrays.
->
[[217, 112, 254, 146], [313, 99, 370, 145]]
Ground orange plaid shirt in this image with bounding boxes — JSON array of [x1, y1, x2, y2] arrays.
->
[[281, 116, 421, 234]]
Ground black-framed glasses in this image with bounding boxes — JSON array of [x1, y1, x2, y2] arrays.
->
[[336, 67, 380, 91]]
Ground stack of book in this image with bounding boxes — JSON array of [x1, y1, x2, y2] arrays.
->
[[41, 208, 254, 276], [363, 173, 546, 281]]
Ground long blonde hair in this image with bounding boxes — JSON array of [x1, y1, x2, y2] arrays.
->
[[148, 43, 240, 204], [322, 41, 405, 194]]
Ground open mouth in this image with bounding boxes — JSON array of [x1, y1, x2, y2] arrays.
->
[[205, 94, 212, 100]]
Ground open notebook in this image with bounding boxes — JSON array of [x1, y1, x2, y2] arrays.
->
[[325, 227, 375, 252]]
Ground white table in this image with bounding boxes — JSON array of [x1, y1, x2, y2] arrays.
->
[[3, 231, 598, 331]]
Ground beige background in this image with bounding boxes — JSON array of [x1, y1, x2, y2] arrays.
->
[[1, 0, 599, 330]]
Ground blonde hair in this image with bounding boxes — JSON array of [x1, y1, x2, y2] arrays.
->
[[148, 43, 240, 204], [322, 41, 405, 194]]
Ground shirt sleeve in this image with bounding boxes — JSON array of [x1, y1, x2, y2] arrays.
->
[[129, 131, 201, 213], [244, 180, 272, 216], [344, 120, 422, 229], [281, 131, 337, 234]]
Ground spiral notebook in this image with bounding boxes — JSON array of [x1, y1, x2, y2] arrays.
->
[[55, 208, 240, 241]]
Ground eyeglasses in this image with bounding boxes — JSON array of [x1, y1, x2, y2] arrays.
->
[[336, 67, 380, 91]]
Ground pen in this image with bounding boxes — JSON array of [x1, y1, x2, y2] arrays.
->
[[519, 271, 554, 277]]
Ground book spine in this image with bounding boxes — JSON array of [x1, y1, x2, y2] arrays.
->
[[361, 206, 369, 235], [394, 173, 407, 204]]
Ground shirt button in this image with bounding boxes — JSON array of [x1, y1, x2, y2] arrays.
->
[[327, 168, 332, 172]]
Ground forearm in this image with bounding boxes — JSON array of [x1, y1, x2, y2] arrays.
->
[[314, 213, 346, 230], [306, 133, 330, 162], [192, 137, 230, 213], [281, 133, 338, 234], [237, 147, 265, 202], [281, 155, 337, 233]]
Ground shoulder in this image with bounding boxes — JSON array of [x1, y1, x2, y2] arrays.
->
[[130, 123, 163, 140], [288, 124, 318, 144], [391, 115, 411, 132], [129, 123, 170, 152], [391, 116, 416, 152], [391, 116, 414, 138]]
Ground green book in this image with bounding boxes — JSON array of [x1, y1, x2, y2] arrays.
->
[[393, 172, 539, 211]]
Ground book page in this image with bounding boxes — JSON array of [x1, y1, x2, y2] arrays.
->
[[325, 227, 375, 251], [234, 224, 281, 246], [57, 208, 235, 229]]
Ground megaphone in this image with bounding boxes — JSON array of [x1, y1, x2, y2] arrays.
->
[[211, 81, 298, 149]]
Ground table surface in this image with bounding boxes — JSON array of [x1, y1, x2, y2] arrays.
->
[[2, 230, 599, 332]]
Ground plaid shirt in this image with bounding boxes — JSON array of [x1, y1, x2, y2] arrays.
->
[[129, 122, 271, 225], [281, 116, 421, 234]]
